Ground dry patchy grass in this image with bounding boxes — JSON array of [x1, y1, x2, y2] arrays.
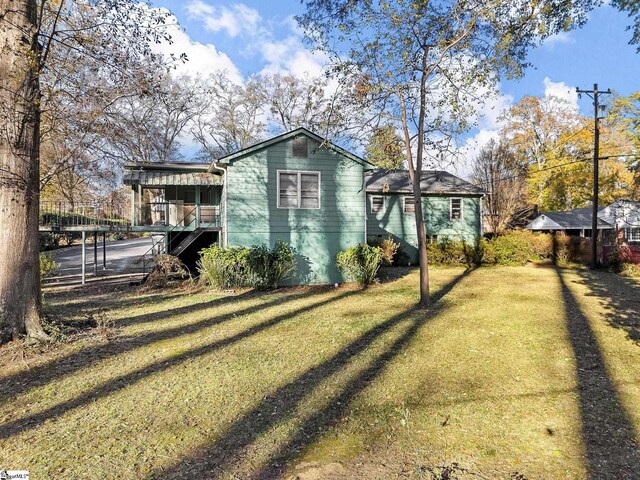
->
[[0, 266, 638, 479]]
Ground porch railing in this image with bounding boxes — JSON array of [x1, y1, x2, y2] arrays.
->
[[134, 202, 221, 229], [40, 202, 129, 229]]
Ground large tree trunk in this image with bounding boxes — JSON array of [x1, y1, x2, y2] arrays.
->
[[0, 0, 48, 343]]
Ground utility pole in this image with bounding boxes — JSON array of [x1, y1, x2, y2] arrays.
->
[[576, 83, 611, 269]]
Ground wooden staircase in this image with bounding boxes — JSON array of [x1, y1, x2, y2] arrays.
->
[[170, 229, 207, 256]]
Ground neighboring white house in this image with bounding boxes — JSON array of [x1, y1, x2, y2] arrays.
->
[[526, 200, 640, 244]]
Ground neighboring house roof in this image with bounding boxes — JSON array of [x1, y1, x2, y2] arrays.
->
[[123, 166, 223, 186], [598, 200, 640, 228], [364, 169, 486, 195], [214, 127, 370, 166], [526, 207, 612, 230]]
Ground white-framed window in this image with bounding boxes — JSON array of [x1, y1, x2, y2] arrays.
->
[[404, 195, 415, 214], [450, 198, 463, 221], [627, 228, 640, 242], [277, 170, 321, 209], [370, 195, 384, 213]]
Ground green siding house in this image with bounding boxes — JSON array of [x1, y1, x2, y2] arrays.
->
[[124, 128, 485, 284], [365, 169, 485, 263]]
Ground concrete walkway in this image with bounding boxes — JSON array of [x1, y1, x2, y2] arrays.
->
[[44, 237, 155, 289]]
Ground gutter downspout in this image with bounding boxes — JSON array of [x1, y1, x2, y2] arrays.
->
[[210, 161, 227, 247]]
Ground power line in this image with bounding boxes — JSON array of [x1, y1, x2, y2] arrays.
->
[[473, 155, 594, 187]]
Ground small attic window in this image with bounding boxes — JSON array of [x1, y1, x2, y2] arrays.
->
[[292, 136, 308, 158]]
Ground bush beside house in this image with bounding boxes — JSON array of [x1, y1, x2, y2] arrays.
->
[[198, 241, 296, 290]]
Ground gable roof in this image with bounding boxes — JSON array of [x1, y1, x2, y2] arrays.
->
[[598, 200, 640, 228], [215, 127, 369, 166], [365, 169, 486, 195], [526, 207, 612, 230]]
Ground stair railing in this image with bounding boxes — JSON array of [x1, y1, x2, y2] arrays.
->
[[137, 205, 199, 275]]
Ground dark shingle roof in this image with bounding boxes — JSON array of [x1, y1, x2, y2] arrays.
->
[[545, 208, 612, 229], [527, 207, 612, 230], [365, 169, 486, 195]]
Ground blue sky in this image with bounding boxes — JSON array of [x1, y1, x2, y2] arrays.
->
[[150, 0, 640, 174]]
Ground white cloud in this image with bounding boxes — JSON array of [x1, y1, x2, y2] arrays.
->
[[186, 1, 262, 38], [152, 16, 243, 84], [542, 31, 575, 47], [259, 36, 329, 77], [543, 77, 579, 111]]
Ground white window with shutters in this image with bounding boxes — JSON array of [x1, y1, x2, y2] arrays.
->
[[277, 170, 321, 209]]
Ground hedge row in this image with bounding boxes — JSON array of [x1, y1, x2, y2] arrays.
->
[[426, 230, 573, 267]]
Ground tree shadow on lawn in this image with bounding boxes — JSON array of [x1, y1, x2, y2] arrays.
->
[[148, 268, 475, 480], [572, 269, 640, 346], [556, 268, 640, 479], [0, 288, 359, 441], [0, 287, 325, 403]]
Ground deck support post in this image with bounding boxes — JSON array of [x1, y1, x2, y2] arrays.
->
[[93, 231, 98, 276], [103, 232, 107, 270], [130, 186, 136, 227], [81, 231, 86, 285]]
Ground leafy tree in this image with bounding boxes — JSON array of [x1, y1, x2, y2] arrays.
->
[[608, 91, 640, 196], [528, 122, 634, 210], [612, 0, 640, 49], [0, 0, 175, 343], [298, 0, 598, 306], [500, 94, 635, 211], [365, 125, 405, 170], [500, 95, 581, 168], [471, 139, 526, 233]]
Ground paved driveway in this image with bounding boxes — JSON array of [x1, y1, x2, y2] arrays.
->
[[44, 237, 156, 288]]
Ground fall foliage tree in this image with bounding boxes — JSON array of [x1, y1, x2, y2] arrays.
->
[[365, 125, 405, 170]]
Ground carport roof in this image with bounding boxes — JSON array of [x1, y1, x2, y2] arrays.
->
[[123, 169, 223, 186]]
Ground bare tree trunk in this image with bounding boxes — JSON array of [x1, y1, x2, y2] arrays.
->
[[0, 0, 48, 343], [399, 93, 430, 307], [412, 176, 430, 307]]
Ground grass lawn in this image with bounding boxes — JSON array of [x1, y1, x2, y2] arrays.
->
[[0, 265, 639, 479]]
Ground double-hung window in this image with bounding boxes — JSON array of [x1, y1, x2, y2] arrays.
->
[[277, 171, 320, 209], [404, 195, 415, 214], [627, 228, 640, 243], [450, 198, 463, 221], [370, 195, 384, 213]]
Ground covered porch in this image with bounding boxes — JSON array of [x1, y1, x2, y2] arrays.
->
[[124, 163, 225, 232]]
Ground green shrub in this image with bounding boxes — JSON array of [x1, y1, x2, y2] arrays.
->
[[369, 236, 399, 266], [553, 233, 572, 265], [198, 241, 296, 290], [245, 241, 296, 289], [425, 238, 484, 267], [620, 262, 640, 277], [39, 253, 58, 279], [336, 243, 382, 286], [198, 244, 250, 289], [488, 232, 533, 265]]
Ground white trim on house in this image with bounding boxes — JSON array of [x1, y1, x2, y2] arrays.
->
[[627, 227, 640, 243], [450, 197, 463, 221], [276, 170, 321, 209]]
